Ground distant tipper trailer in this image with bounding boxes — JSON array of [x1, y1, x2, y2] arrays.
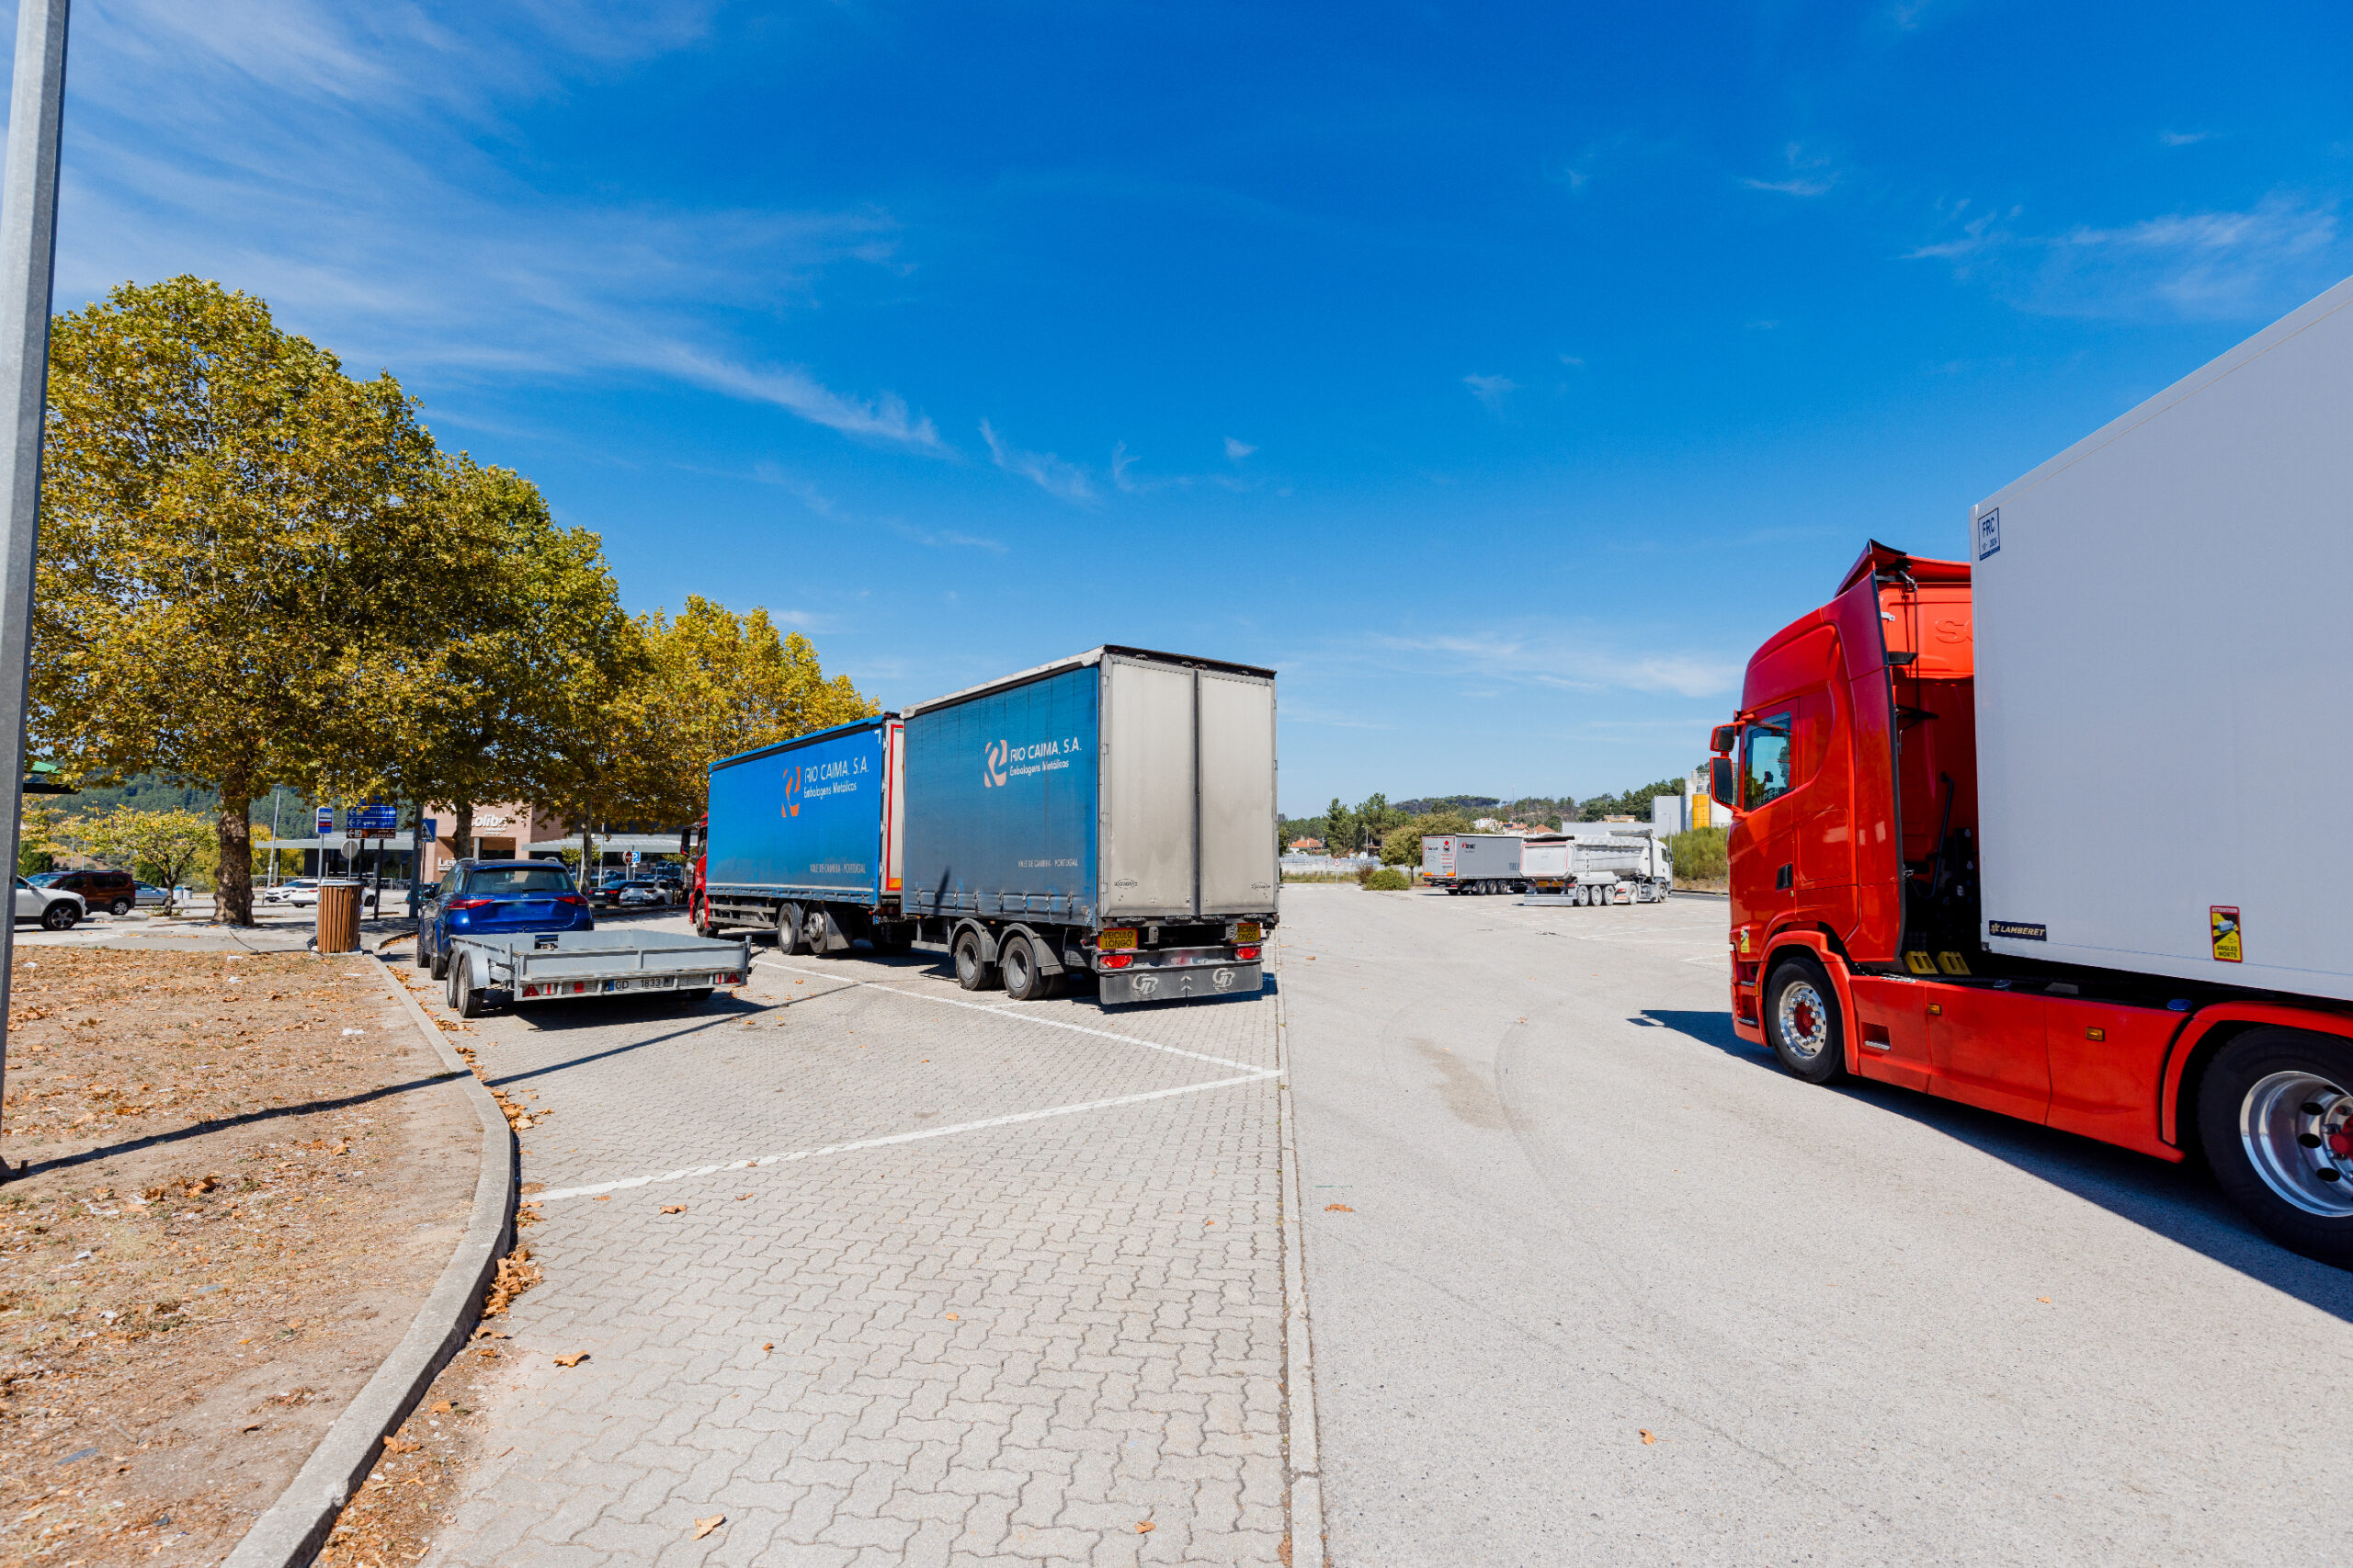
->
[[1422, 833, 1526, 894], [1522, 824, 1671, 906]]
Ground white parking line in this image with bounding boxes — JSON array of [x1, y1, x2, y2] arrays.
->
[[753, 957, 1267, 1074], [533, 1070, 1278, 1202]]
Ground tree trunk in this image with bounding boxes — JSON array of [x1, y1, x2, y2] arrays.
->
[[217, 788, 255, 926], [453, 801, 474, 864], [578, 826, 593, 892]]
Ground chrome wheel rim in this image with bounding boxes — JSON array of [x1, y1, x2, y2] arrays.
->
[[2240, 1071, 2353, 1218], [1775, 980, 1830, 1062]]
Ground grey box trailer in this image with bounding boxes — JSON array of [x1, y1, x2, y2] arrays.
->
[[900, 646, 1278, 1006], [1422, 833, 1525, 894]]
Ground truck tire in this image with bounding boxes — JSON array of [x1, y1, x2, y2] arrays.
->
[[805, 906, 840, 957], [1764, 953, 1846, 1085], [954, 928, 999, 992], [776, 903, 808, 956], [2197, 1027, 2353, 1266], [1001, 936, 1060, 1002]]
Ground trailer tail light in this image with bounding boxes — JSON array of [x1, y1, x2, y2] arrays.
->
[[1099, 953, 1133, 970], [712, 971, 743, 986], [1233, 945, 1261, 961]]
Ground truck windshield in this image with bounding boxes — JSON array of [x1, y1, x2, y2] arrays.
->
[[464, 866, 576, 895], [1744, 713, 1793, 809]]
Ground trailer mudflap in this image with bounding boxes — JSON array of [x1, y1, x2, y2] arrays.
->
[[1098, 960, 1262, 1006]]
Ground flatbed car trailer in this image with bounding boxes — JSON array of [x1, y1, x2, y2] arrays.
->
[[441, 929, 752, 1019]]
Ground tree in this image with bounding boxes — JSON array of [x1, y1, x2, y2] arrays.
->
[[1380, 809, 1475, 865], [31, 278, 466, 925], [1323, 797, 1357, 859], [71, 806, 217, 908], [1578, 778, 1682, 822], [630, 597, 878, 823], [376, 458, 632, 863], [16, 802, 67, 875]]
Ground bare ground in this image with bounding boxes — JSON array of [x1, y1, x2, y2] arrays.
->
[[0, 949, 482, 1568]]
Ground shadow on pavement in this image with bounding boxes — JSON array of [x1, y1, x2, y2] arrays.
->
[[1643, 1006, 2353, 1321], [11, 1070, 467, 1182]]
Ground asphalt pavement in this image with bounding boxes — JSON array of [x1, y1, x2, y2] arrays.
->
[[1278, 883, 2353, 1568]]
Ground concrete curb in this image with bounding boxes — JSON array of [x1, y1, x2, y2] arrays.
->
[[1274, 963, 1330, 1567], [221, 953, 517, 1568]]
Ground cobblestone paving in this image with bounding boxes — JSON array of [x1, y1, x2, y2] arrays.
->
[[425, 919, 1289, 1567]]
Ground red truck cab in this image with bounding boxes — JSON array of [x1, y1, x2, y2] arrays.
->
[[1715, 540, 2353, 1263]]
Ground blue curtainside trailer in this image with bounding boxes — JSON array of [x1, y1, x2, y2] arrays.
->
[[902, 645, 1279, 1006], [699, 715, 913, 956]]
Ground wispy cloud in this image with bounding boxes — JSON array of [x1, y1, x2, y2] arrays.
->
[[43, 0, 939, 452], [1367, 629, 1741, 699], [980, 419, 1095, 502], [2158, 130, 2216, 147], [1906, 193, 2347, 320], [747, 467, 1004, 552], [1462, 373, 1518, 413], [1741, 142, 1838, 198], [1223, 436, 1256, 460]]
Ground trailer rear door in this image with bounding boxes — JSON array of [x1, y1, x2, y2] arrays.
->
[[1102, 656, 1198, 918], [1199, 670, 1278, 915]]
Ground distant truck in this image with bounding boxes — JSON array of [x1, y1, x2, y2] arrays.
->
[[698, 715, 915, 956], [1521, 824, 1671, 905], [1713, 273, 2353, 1263], [901, 646, 1278, 1006], [1421, 833, 1526, 894]]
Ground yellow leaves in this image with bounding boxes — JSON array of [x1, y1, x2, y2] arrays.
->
[[1640, 1429, 1656, 1445], [381, 1436, 421, 1454], [692, 1515, 725, 1540], [552, 1352, 587, 1368], [1324, 1203, 1353, 1212], [660, 1205, 686, 1214]]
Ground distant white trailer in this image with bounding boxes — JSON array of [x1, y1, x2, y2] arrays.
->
[[1522, 824, 1671, 906], [1422, 833, 1526, 895]]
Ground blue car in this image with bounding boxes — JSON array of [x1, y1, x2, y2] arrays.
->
[[417, 859, 593, 980]]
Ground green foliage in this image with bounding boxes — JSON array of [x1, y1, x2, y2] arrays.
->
[[1377, 808, 1477, 865], [69, 805, 219, 907], [1667, 826, 1728, 883], [1363, 867, 1410, 891], [1578, 778, 1683, 822]]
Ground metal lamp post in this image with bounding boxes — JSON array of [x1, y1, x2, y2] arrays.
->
[[0, 0, 71, 1177]]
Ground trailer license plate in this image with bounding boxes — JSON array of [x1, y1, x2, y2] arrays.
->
[[1099, 928, 1138, 950], [1235, 923, 1262, 941]]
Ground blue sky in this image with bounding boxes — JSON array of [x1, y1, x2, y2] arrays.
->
[[19, 0, 2353, 813]]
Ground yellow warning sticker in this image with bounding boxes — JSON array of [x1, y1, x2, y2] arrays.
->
[[2210, 906, 2242, 964]]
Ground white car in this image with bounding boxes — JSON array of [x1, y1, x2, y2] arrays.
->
[[261, 880, 317, 904], [14, 877, 83, 931], [281, 882, 380, 910]]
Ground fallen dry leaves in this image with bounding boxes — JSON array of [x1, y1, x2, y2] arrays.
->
[[1137, 1520, 1156, 1534], [693, 1515, 725, 1540], [1324, 1203, 1354, 1212], [482, 1246, 542, 1317], [661, 1205, 686, 1214], [1639, 1429, 1656, 1445], [552, 1352, 587, 1368]]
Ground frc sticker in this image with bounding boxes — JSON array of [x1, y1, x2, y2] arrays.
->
[[2211, 906, 2243, 963], [1975, 507, 2001, 561], [1987, 920, 2046, 941]]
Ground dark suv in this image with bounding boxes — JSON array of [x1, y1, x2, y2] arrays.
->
[[42, 869, 138, 916]]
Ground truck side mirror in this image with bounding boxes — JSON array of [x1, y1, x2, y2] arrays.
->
[[1711, 756, 1738, 812], [1710, 723, 1737, 755]]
